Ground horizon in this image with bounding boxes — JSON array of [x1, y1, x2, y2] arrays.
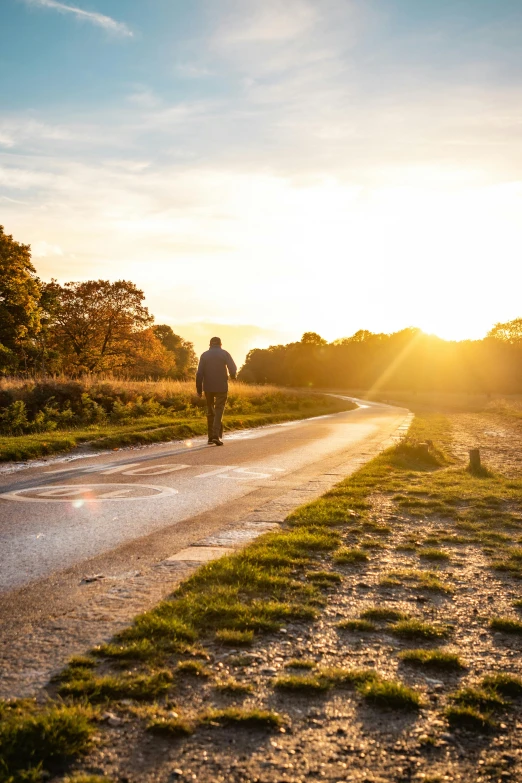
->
[[164, 315, 506, 366], [2, 0, 522, 347]]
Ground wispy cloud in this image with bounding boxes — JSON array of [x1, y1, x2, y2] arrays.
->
[[24, 0, 133, 37], [0, 132, 15, 148]]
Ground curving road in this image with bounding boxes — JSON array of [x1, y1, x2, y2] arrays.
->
[[0, 397, 410, 630]]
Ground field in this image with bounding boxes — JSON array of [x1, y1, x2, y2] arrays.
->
[[0, 377, 355, 461], [344, 389, 522, 418]]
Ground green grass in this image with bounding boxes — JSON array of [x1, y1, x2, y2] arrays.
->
[[147, 717, 194, 737], [398, 649, 466, 670], [332, 547, 369, 564], [58, 671, 173, 702], [379, 569, 451, 593], [360, 607, 409, 623], [116, 614, 197, 645], [446, 705, 495, 731], [176, 660, 211, 678], [66, 656, 97, 669], [450, 687, 507, 710], [91, 640, 158, 663], [64, 776, 114, 783], [200, 708, 284, 729], [273, 673, 332, 693], [358, 679, 421, 710], [272, 667, 378, 695], [418, 548, 451, 562], [284, 659, 316, 670], [306, 570, 343, 585], [490, 617, 522, 635], [0, 701, 95, 782], [482, 673, 522, 697], [337, 619, 376, 632], [53, 657, 100, 684], [360, 538, 386, 549], [390, 619, 450, 640], [215, 677, 253, 695], [321, 668, 379, 689], [215, 629, 254, 646]]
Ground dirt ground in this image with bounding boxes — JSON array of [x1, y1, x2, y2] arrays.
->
[[57, 411, 522, 783]]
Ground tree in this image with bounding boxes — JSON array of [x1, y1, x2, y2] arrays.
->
[[127, 327, 176, 378], [153, 325, 198, 378], [301, 332, 327, 346], [488, 318, 522, 344], [0, 226, 41, 372], [48, 280, 154, 373]]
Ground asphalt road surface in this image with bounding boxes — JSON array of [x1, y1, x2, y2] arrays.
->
[[0, 397, 409, 605]]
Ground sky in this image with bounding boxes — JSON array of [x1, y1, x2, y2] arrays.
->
[[2, 0, 522, 362]]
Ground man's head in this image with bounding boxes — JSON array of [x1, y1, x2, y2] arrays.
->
[[209, 336, 222, 347]]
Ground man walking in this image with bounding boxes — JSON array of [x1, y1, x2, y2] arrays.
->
[[196, 336, 237, 446]]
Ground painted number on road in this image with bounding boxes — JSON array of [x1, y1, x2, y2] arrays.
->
[[53, 462, 285, 482], [0, 483, 178, 503]]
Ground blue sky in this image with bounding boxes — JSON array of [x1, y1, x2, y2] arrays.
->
[[2, 0, 522, 359]]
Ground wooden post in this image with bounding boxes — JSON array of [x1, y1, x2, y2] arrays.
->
[[469, 449, 481, 472]]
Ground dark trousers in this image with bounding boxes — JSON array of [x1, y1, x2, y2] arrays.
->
[[205, 392, 228, 439]]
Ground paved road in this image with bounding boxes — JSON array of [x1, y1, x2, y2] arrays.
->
[[0, 398, 409, 597], [0, 397, 413, 697]]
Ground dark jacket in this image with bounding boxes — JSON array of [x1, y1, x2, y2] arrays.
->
[[196, 346, 237, 394]]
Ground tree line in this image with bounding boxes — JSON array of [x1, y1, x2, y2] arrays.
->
[[239, 325, 522, 394], [0, 226, 197, 378]]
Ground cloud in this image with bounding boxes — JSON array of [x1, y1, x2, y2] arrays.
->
[[32, 240, 64, 257], [216, 0, 318, 45], [0, 132, 15, 148], [24, 0, 133, 37], [175, 63, 213, 79]]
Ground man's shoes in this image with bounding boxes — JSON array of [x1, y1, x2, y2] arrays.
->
[[211, 437, 224, 446]]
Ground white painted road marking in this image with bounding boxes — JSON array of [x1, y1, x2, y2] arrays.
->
[[0, 464, 287, 507], [47, 459, 288, 480], [0, 484, 178, 503], [217, 468, 272, 480], [194, 466, 239, 478], [121, 464, 190, 476]]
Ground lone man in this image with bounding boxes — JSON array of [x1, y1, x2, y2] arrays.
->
[[196, 336, 237, 446]]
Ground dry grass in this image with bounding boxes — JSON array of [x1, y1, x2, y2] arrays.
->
[[0, 377, 355, 461], [0, 375, 282, 399]]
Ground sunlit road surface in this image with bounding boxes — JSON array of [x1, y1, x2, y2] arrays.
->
[[0, 398, 409, 597]]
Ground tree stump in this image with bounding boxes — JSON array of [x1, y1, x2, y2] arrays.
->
[[469, 449, 481, 472]]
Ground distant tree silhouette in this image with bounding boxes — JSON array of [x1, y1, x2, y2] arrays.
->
[[301, 332, 327, 345], [239, 328, 522, 394]]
